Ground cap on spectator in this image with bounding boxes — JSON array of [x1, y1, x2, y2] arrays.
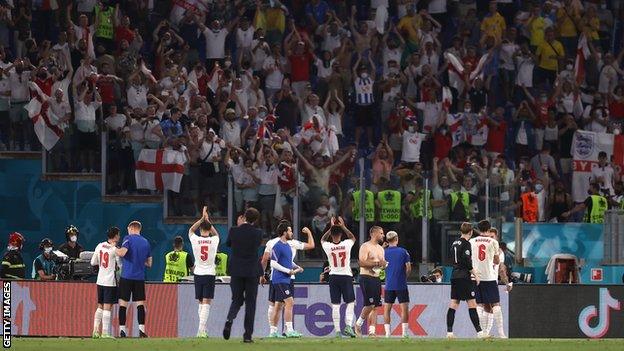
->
[[225, 108, 236, 115], [208, 128, 216, 135], [386, 231, 398, 241]]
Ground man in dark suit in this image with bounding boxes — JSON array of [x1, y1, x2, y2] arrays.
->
[[223, 207, 263, 343]]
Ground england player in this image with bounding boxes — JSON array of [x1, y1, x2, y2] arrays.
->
[[483, 228, 512, 338], [260, 221, 314, 337], [383, 231, 411, 338], [447, 222, 484, 338], [269, 221, 304, 338], [188, 206, 220, 338], [470, 221, 500, 338], [320, 216, 357, 338], [355, 226, 386, 337], [91, 227, 121, 338]]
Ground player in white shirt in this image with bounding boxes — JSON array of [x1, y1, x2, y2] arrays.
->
[[483, 228, 512, 338], [260, 221, 315, 337], [188, 207, 221, 338], [90, 226, 122, 338], [320, 216, 358, 338]]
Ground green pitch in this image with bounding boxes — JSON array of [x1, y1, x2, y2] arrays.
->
[[12, 337, 624, 351]]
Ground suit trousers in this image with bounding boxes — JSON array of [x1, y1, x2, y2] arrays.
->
[[226, 275, 259, 339]]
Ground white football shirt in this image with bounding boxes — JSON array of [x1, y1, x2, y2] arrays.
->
[[189, 230, 220, 276], [469, 236, 500, 281], [264, 237, 305, 279], [91, 241, 121, 287], [322, 239, 354, 276]]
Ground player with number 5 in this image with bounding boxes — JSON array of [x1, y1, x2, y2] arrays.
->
[[188, 206, 221, 337], [90, 226, 122, 338], [320, 216, 358, 338]]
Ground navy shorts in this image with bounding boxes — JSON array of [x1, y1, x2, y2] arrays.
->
[[270, 283, 293, 302], [359, 275, 382, 307], [450, 278, 476, 301], [328, 275, 355, 304], [269, 279, 294, 303], [384, 289, 410, 304], [97, 285, 117, 304], [475, 280, 500, 304], [194, 274, 216, 300]]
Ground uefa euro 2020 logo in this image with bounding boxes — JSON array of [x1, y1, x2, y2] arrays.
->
[[578, 288, 621, 338]]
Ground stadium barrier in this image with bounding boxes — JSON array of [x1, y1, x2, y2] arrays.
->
[[509, 285, 624, 338], [6, 281, 508, 338]]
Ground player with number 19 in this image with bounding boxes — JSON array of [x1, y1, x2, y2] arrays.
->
[[320, 217, 357, 338], [90, 226, 122, 338], [188, 206, 220, 338]]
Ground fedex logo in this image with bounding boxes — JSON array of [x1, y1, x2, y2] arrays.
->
[[292, 286, 428, 337], [578, 288, 622, 338]]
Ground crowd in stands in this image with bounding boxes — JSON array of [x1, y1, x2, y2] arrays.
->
[[1, 0, 624, 262]]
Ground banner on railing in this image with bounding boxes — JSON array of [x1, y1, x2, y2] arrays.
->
[[6, 281, 508, 338]]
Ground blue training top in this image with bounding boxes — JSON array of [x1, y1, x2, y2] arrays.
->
[[120, 234, 151, 280], [271, 240, 293, 285], [384, 246, 411, 291]]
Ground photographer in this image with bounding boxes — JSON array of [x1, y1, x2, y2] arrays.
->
[[32, 238, 58, 280], [421, 267, 444, 283], [58, 225, 85, 259]]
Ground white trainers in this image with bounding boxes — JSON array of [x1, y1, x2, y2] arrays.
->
[[477, 331, 487, 338], [446, 332, 455, 339]]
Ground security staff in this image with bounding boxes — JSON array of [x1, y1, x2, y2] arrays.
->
[[448, 182, 474, 221], [1, 232, 26, 279], [32, 238, 58, 280], [163, 236, 195, 282], [215, 252, 228, 276], [376, 178, 402, 224], [58, 225, 85, 259], [562, 183, 608, 223], [407, 188, 433, 221], [353, 189, 375, 222]]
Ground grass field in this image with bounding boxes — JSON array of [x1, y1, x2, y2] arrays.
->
[[12, 337, 624, 351]]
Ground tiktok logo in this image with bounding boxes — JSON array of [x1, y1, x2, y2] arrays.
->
[[578, 288, 621, 338]]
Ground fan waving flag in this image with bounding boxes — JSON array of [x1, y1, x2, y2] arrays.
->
[[575, 33, 591, 84], [26, 82, 63, 151], [446, 113, 465, 147], [571, 130, 624, 202], [136, 149, 186, 192]]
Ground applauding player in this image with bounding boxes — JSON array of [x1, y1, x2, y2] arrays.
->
[[91, 227, 121, 338]]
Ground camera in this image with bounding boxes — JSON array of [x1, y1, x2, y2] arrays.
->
[[420, 274, 438, 283], [52, 251, 97, 280], [510, 272, 533, 283]]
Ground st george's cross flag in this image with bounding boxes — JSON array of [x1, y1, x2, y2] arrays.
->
[[135, 149, 186, 192]]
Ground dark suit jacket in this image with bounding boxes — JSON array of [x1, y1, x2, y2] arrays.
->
[[226, 223, 263, 277]]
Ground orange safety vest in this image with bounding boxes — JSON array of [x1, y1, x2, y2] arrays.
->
[[521, 192, 538, 223]]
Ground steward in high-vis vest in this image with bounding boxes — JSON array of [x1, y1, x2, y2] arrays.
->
[[353, 189, 375, 222], [447, 183, 473, 221], [215, 252, 228, 276], [377, 182, 402, 223], [406, 188, 432, 220], [163, 236, 194, 282], [95, 3, 115, 43], [563, 183, 608, 223]]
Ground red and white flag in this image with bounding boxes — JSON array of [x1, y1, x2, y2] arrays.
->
[[442, 86, 453, 112], [135, 149, 186, 192], [207, 68, 224, 94], [571, 130, 624, 202], [26, 83, 63, 151], [575, 34, 591, 84], [444, 52, 465, 94], [446, 113, 465, 147]]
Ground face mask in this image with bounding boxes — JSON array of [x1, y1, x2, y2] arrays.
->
[[519, 163, 525, 170], [224, 60, 232, 68], [614, 128, 622, 135], [439, 129, 447, 135], [541, 97, 548, 103], [566, 64, 573, 70], [44, 247, 53, 254], [408, 126, 415, 133], [535, 184, 544, 192], [235, 89, 244, 94], [7, 245, 18, 251], [436, 277, 442, 283], [361, 73, 369, 79], [464, 108, 471, 113], [520, 186, 527, 192], [70, 235, 77, 243]]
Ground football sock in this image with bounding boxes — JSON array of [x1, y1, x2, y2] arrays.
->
[[197, 304, 204, 333], [119, 306, 127, 327], [137, 305, 146, 333], [493, 306, 504, 335], [268, 304, 274, 327], [285, 322, 294, 333], [469, 308, 482, 332], [476, 306, 486, 333], [384, 324, 390, 337], [486, 312, 494, 335], [446, 308, 456, 333], [101, 310, 111, 336], [402, 323, 409, 337], [93, 308, 103, 334], [331, 304, 341, 332], [270, 326, 278, 335], [355, 316, 365, 327], [199, 304, 210, 333], [345, 302, 355, 326], [368, 325, 375, 335]]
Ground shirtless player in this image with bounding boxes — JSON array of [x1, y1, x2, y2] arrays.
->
[[355, 226, 387, 337]]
